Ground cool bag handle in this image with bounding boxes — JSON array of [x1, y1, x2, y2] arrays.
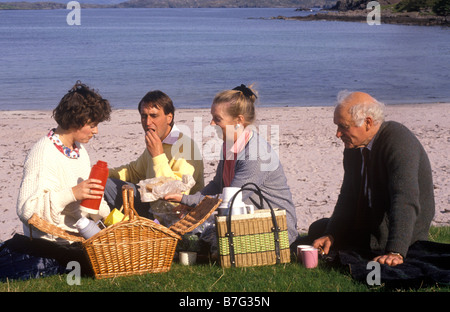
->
[[225, 182, 282, 267]]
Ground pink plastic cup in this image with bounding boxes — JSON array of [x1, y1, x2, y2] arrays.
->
[[300, 247, 318, 269], [296, 245, 313, 263]]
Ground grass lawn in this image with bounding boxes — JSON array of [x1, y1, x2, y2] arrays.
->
[[1, 226, 449, 294]]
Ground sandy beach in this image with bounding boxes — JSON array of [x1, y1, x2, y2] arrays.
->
[[1, 103, 449, 242]]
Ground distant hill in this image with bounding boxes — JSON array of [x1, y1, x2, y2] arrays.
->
[[0, 0, 337, 8], [331, 0, 448, 15], [113, 0, 337, 8], [286, 0, 449, 25], [332, 0, 402, 10], [1, 0, 447, 23], [0, 0, 123, 3]]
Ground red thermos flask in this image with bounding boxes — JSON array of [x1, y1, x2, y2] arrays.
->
[[80, 160, 109, 214]]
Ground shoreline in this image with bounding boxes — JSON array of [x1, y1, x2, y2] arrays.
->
[[0, 5, 448, 27], [1, 103, 449, 242], [276, 10, 449, 27], [2, 101, 450, 112]]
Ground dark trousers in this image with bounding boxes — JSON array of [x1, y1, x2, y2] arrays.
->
[[0, 234, 93, 280], [103, 178, 153, 219]]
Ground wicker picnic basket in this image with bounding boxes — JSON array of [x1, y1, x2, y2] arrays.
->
[[28, 185, 221, 279], [215, 183, 291, 268]]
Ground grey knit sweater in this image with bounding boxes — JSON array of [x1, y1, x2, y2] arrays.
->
[[326, 121, 435, 257], [181, 131, 299, 245]]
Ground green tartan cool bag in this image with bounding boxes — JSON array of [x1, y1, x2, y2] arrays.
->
[[215, 183, 291, 268]]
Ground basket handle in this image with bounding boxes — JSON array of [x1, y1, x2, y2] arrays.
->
[[121, 185, 139, 221], [226, 182, 282, 267]]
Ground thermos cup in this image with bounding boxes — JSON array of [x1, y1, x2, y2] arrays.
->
[[75, 217, 101, 239]]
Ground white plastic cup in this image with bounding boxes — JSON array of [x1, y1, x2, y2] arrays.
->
[[179, 251, 197, 265], [218, 187, 246, 216], [222, 187, 242, 203], [219, 187, 242, 207]]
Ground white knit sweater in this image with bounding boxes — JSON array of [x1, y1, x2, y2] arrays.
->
[[17, 135, 110, 242]]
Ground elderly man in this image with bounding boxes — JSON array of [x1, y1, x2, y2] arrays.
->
[[312, 91, 435, 267]]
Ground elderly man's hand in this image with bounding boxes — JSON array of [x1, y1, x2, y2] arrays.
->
[[313, 235, 334, 255], [373, 253, 404, 266]]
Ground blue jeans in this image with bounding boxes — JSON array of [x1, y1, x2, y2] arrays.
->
[[103, 178, 153, 219]]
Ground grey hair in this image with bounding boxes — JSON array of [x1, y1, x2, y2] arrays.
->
[[336, 90, 385, 126]]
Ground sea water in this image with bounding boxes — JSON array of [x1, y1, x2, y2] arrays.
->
[[0, 8, 449, 110]]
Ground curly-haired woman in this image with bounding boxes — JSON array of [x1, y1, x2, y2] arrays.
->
[[17, 81, 112, 241], [0, 82, 112, 281]]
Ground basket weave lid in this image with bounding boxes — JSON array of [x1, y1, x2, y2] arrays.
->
[[169, 196, 221, 237]]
